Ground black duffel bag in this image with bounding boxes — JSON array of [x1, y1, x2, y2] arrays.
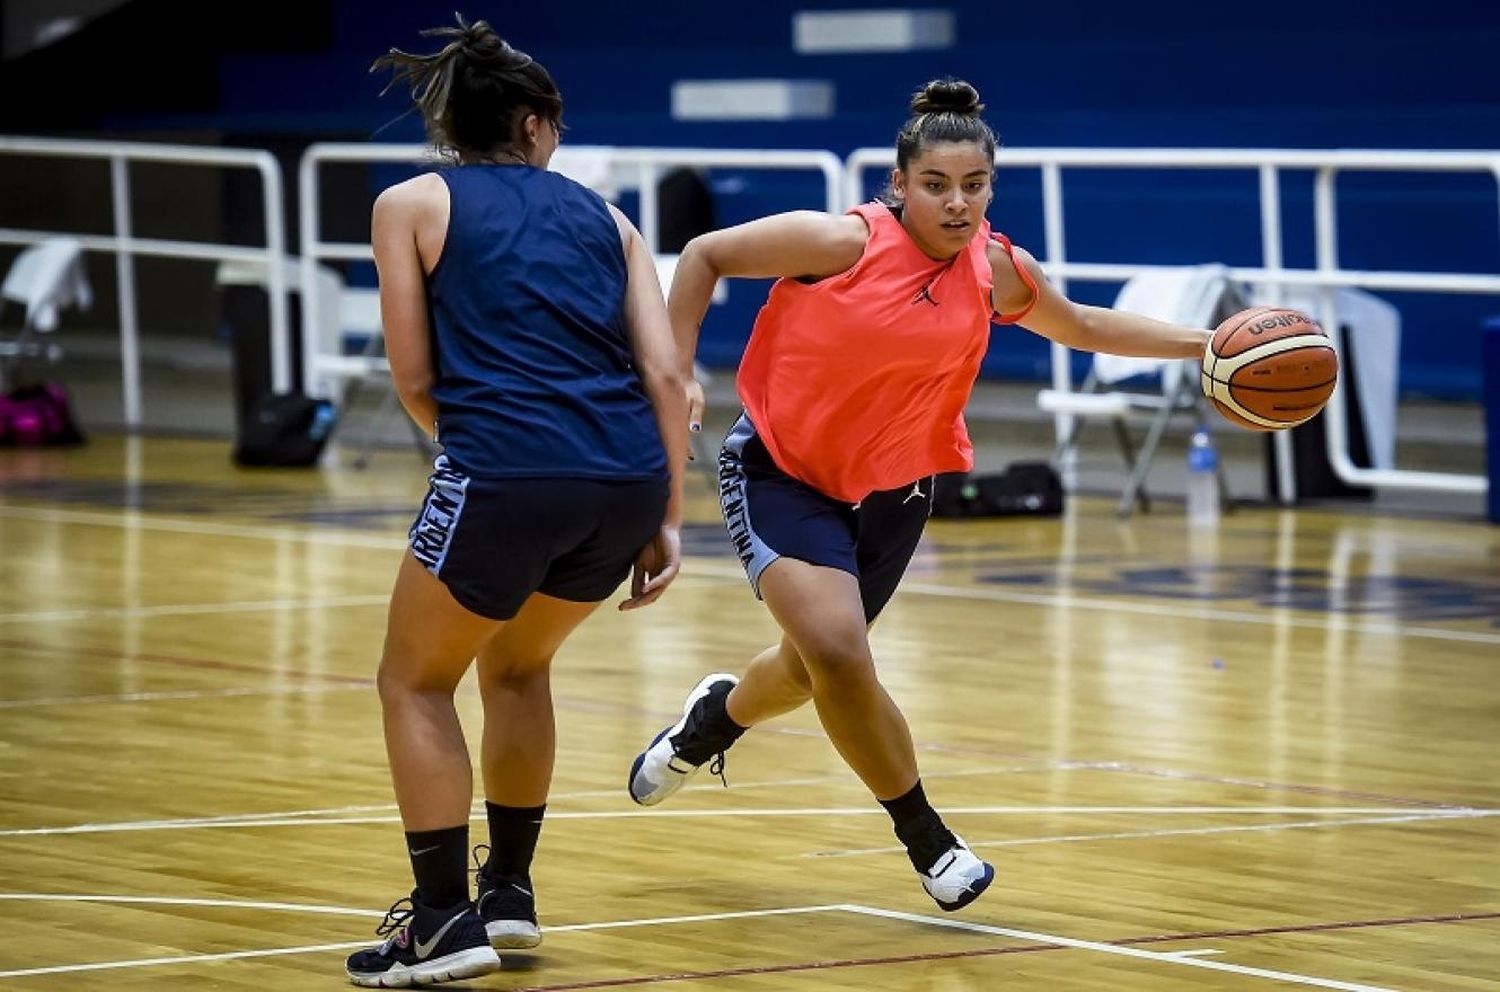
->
[[932, 461, 1064, 518]]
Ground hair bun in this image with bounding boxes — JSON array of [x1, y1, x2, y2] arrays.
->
[[910, 79, 983, 116]]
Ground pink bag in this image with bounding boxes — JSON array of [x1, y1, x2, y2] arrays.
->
[[0, 382, 85, 446]]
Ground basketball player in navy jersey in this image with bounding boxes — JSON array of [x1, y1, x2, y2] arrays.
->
[[345, 15, 688, 987]]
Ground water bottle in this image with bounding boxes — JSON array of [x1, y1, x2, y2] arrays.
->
[[1185, 429, 1220, 525]]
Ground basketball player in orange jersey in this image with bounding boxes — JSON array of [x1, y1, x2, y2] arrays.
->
[[629, 78, 1213, 911]]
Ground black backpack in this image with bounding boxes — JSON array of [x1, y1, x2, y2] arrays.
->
[[233, 392, 337, 467]]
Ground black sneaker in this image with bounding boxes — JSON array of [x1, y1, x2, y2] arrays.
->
[[628, 673, 740, 805], [344, 895, 500, 988], [473, 845, 541, 949]]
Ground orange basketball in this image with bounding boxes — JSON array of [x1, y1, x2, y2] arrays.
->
[[1200, 307, 1339, 431]]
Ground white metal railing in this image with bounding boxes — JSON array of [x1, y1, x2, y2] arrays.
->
[[848, 147, 1500, 499], [297, 143, 843, 398], [0, 136, 288, 425]]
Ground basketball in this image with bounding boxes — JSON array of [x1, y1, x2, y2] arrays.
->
[[1200, 306, 1339, 431]]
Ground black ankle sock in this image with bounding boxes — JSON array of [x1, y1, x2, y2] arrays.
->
[[405, 824, 469, 909], [484, 801, 546, 879], [674, 681, 746, 764], [881, 782, 957, 873], [700, 682, 748, 739]]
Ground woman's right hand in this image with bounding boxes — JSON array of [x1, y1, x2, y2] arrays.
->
[[618, 524, 681, 610]]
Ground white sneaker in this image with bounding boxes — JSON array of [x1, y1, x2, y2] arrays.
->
[[628, 673, 739, 806], [921, 837, 995, 912]]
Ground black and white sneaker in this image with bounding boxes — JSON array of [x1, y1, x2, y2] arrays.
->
[[344, 895, 500, 988], [628, 673, 739, 806], [473, 847, 541, 949], [919, 837, 995, 912]]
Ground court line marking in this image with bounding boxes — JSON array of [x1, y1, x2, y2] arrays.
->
[[6, 894, 1489, 988], [0, 893, 1400, 990], [3, 504, 1495, 646], [0, 594, 391, 624], [0, 684, 369, 709], [808, 811, 1498, 857], [0, 899, 842, 979], [842, 904, 1394, 992], [3, 805, 1490, 839], [0, 767, 1033, 837], [0, 893, 382, 916]]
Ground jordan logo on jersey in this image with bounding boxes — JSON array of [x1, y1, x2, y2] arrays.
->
[[911, 282, 939, 307]]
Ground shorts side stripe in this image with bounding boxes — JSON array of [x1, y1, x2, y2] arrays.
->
[[409, 454, 470, 575], [719, 415, 780, 597]]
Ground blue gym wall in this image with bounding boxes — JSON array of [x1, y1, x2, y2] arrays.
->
[[201, 2, 1500, 399]]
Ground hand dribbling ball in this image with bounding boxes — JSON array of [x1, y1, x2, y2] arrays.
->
[[1201, 307, 1339, 431]]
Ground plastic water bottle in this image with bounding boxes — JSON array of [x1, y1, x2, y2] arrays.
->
[[1185, 429, 1220, 525]]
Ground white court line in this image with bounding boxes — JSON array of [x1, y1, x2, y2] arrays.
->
[[0, 893, 382, 916], [810, 811, 1499, 857], [0, 898, 842, 980], [1170, 949, 1225, 957], [4, 504, 1495, 646], [0, 594, 388, 624], [5, 805, 1491, 840], [0, 684, 367, 709], [0, 767, 1031, 838], [841, 904, 1396, 992]]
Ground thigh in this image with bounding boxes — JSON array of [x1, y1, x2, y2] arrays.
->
[[382, 551, 504, 692], [476, 591, 602, 682], [720, 413, 859, 597], [757, 557, 873, 668], [853, 475, 934, 623], [538, 478, 668, 603]]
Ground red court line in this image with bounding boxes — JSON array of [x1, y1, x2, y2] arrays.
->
[[511, 911, 1500, 991]]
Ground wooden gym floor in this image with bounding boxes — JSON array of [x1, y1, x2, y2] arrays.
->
[[0, 434, 1496, 990]]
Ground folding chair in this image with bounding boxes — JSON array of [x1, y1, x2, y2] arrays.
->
[[0, 238, 92, 390], [1037, 264, 1245, 517]]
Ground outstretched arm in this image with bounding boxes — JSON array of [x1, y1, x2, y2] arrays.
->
[[991, 242, 1212, 359], [668, 211, 868, 427]]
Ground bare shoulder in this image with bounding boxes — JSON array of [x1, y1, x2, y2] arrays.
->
[[373, 173, 446, 220], [988, 239, 1046, 279], [604, 201, 640, 243], [775, 210, 869, 252], [988, 239, 1045, 312]]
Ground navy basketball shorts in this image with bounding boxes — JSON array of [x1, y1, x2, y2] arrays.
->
[[718, 413, 932, 623], [408, 454, 669, 621]]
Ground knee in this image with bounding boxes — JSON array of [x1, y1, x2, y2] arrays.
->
[[376, 655, 437, 706], [478, 656, 553, 696], [797, 638, 876, 687]]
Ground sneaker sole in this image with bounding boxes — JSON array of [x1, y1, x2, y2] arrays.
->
[[485, 919, 542, 949], [346, 945, 501, 987], [933, 862, 996, 913], [627, 672, 738, 806]]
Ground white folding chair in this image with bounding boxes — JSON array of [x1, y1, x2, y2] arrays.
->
[[1037, 264, 1245, 516], [0, 237, 92, 389]]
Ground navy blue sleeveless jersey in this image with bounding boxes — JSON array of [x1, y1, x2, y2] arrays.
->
[[425, 164, 667, 481]]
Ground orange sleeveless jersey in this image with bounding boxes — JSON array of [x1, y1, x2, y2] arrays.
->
[[736, 202, 1038, 503]]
